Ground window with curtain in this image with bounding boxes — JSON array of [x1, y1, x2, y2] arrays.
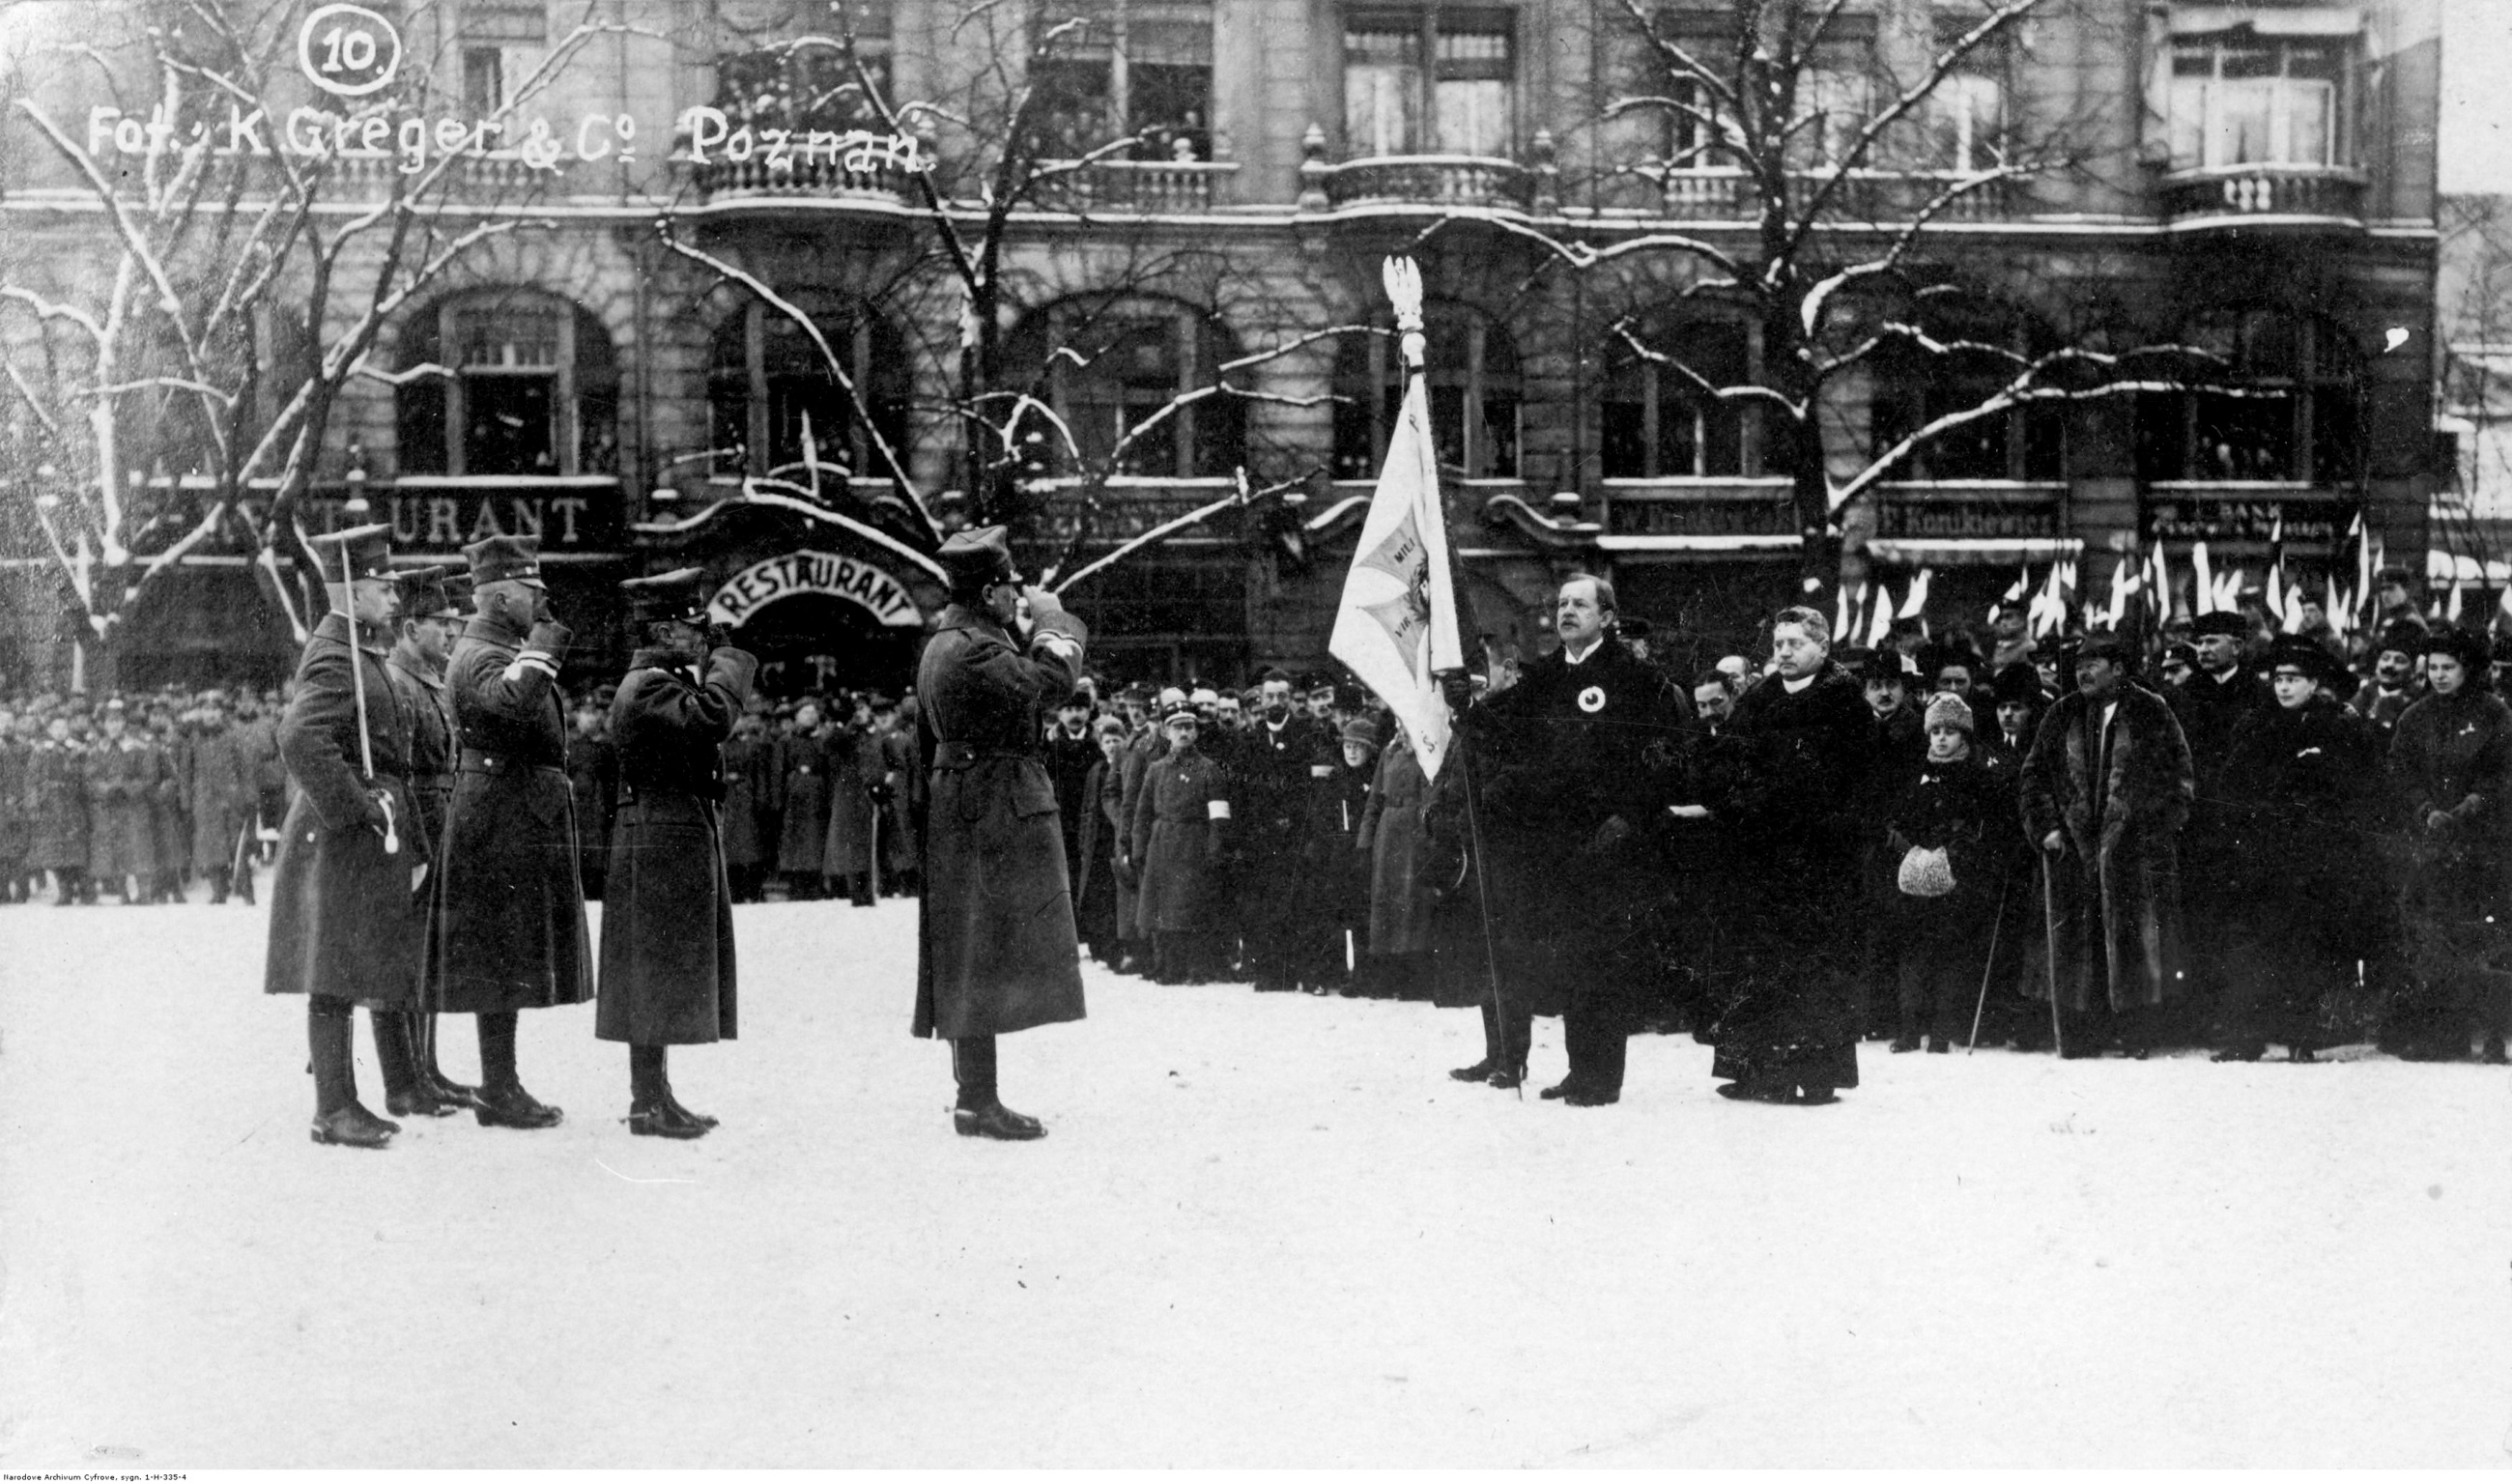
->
[[2168, 33, 2348, 169], [1343, 8, 1516, 157], [1331, 308, 1522, 479], [1601, 319, 1753, 477], [1028, 0, 1214, 160]]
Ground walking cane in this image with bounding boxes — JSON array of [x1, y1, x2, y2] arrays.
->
[[2041, 847, 2066, 1058], [1966, 870, 2012, 1052]]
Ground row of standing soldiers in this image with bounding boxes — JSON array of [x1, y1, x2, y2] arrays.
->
[[0, 690, 285, 905]]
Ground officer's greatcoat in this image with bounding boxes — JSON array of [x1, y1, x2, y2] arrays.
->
[[425, 614, 594, 1014], [597, 645, 758, 1045], [265, 611, 426, 1005], [913, 603, 1089, 1040]]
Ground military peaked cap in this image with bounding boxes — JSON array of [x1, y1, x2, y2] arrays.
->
[[464, 533, 545, 587], [308, 522, 399, 583], [623, 567, 713, 626]]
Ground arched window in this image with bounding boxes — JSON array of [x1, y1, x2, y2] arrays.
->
[[1330, 304, 1522, 479], [393, 290, 618, 477], [1869, 298, 2066, 482], [707, 294, 913, 481], [1001, 299, 1245, 478], [1601, 315, 1752, 478], [2135, 307, 2361, 483]]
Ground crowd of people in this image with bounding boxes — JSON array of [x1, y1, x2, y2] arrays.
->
[[0, 685, 286, 906]]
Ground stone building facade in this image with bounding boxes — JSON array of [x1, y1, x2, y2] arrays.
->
[[0, 0, 2445, 694]]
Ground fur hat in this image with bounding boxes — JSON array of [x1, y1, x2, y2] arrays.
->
[[2422, 626, 2491, 673], [2189, 611, 2248, 640], [1923, 692, 1975, 733], [2375, 621, 2425, 660]]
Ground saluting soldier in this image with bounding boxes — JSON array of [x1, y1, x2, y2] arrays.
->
[[597, 569, 758, 1139], [386, 567, 477, 1114], [425, 534, 591, 1130], [264, 525, 429, 1149], [914, 526, 1089, 1140]]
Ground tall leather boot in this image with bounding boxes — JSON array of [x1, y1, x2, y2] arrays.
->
[[951, 1036, 1042, 1140], [653, 1047, 718, 1129], [415, 1013, 480, 1109], [309, 997, 395, 1149], [473, 1012, 562, 1128], [628, 1044, 703, 1138], [375, 1011, 455, 1118]]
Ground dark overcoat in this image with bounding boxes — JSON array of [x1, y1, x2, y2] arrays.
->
[[425, 614, 593, 1014], [24, 740, 89, 870], [877, 726, 919, 876], [597, 645, 758, 1045], [913, 603, 1090, 1040], [1463, 637, 1689, 1017], [567, 727, 618, 899], [2388, 685, 2512, 922], [1235, 716, 1328, 929], [821, 722, 882, 876], [388, 644, 456, 854], [180, 725, 257, 873], [771, 729, 829, 873], [265, 611, 426, 1006], [1297, 749, 1375, 945], [1709, 663, 1877, 1088], [718, 730, 772, 869], [1111, 728, 1161, 942], [1071, 754, 1119, 946], [85, 736, 171, 881], [0, 738, 24, 868], [2019, 684, 2195, 1013], [1131, 745, 1229, 933]]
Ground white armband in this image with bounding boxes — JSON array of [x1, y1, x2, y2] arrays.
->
[[1309, 764, 1333, 778], [1207, 799, 1232, 821]]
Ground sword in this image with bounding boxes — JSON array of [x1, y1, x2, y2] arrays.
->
[[338, 542, 399, 857]]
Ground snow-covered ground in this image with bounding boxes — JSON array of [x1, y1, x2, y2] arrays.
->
[[0, 895, 2505, 1468]]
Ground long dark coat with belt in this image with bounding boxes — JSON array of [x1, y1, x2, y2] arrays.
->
[[180, 723, 257, 873], [1462, 636, 1690, 1018], [1111, 728, 1160, 943], [718, 729, 771, 870], [597, 644, 758, 1045], [85, 735, 172, 882], [424, 614, 593, 1014], [821, 720, 882, 876], [1130, 743, 1230, 934], [771, 728, 828, 873], [1709, 662, 1877, 1089], [388, 642, 456, 854], [265, 611, 427, 1006], [24, 738, 88, 870], [2019, 683, 2195, 1013], [913, 602, 1090, 1041]]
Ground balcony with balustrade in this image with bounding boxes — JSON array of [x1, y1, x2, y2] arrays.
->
[[2159, 165, 2368, 233], [1655, 167, 2024, 224], [1029, 157, 1242, 214], [680, 151, 922, 210]]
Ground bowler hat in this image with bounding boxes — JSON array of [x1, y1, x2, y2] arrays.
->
[[936, 525, 1020, 590], [464, 533, 545, 588], [1988, 663, 2044, 705], [622, 566, 713, 626], [308, 522, 399, 583]]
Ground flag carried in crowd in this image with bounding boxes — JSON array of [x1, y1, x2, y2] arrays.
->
[[1327, 257, 1464, 781]]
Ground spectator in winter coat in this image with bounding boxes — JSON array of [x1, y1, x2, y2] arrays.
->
[[86, 700, 171, 904], [0, 706, 27, 903], [181, 695, 258, 904], [1882, 693, 2017, 1052], [770, 703, 829, 898], [2020, 631, 2196, 1059], [26, 714, 90, 903], [1359, 723, 1438, 1001], [2385, 625, 2512, 1063], [1291, 713, 1378, 994], [717, 713, 773, 902], [1129, 704, 1231, 984], [2214, 637, 2387, 1062]]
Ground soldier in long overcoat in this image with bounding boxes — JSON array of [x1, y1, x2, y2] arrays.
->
[[85, 701, 174, 903], [597, 569, 758, 1138], [26, 714, 89, 902], [1130, 704, 1232, 983], [0, 706, 28, 903], [821, 698, 882, 903], [1461, 574, 1689, 1104], [719, 712, 772, 902], [566, 699, 618, 900], [386, 568, 476, 1114], [2019, 631, 2196, 1057], [876, 699, 920, 894], [1110, 691, 1172, 971], [263, 525, 429, 1149], [424, 534, 590, 1130], [180, 695, 257, 903], [913, 526, 1088, 1140], [770, 702, 829, 896]]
